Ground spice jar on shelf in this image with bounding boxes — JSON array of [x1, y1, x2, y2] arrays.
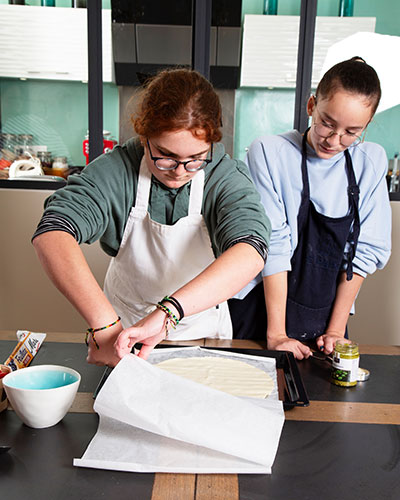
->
[[52, 156, 69, 178]]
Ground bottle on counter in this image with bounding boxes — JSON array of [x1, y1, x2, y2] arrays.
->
[[83, 130, 118, 165], [52, 156, 69, 178], [331, 340, 360, 387], [389, 154, 399, 193], [15, 134, 34, 159], [0, 133, 17, 169], [37, 151, 53, 174]]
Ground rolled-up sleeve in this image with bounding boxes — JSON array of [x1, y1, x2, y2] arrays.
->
[[35, 144, 138, 256]]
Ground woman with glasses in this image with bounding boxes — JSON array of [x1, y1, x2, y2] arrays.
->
[[32, 69, 271, 365], [229, 57, 391, 359]]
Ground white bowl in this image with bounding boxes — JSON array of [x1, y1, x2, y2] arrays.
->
[[3, 365, 81, 429]]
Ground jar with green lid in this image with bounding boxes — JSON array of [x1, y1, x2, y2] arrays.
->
[[331, 340, 360, 387]]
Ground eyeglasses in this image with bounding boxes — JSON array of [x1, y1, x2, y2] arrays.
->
[[146, 139, 213, 172], [312, 107, 366, 147]]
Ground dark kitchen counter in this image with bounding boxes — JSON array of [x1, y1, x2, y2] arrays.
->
[[1, 332, 400, 500]]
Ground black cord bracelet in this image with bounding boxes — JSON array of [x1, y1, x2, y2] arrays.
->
[[161, 295, 185, 321]]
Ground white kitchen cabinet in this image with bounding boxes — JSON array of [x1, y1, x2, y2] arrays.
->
[[240, 15, 376, 88], [0, 5, 112, 82]]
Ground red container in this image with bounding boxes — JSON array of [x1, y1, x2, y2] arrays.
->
[[83, 137, 117, 165]]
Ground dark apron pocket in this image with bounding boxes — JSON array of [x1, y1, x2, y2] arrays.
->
[[286, 297, 332, 340]]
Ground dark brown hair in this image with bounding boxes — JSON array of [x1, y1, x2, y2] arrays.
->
[[316, 56, 381, 115], [132, 68, 222, 143]]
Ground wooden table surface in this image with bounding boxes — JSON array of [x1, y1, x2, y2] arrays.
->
[[1, 330, 399, 500]]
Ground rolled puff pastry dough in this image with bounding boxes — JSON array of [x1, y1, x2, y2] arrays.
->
[[156, 356, 274, 398]]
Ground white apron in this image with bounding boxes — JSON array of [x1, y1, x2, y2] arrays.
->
[[104, 158, 232, 340]]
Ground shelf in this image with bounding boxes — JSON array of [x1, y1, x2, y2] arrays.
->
[[0, 178, 66, 190]]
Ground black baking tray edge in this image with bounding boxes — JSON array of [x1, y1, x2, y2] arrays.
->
[[93, 345, 309, 411]]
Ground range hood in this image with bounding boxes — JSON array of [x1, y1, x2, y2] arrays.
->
[[111, 0, 242, 89]]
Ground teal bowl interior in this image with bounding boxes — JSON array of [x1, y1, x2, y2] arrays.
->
[[5, 370, 79, 390]]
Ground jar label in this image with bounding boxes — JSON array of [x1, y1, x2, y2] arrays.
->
[[331, 352, 359, 384]]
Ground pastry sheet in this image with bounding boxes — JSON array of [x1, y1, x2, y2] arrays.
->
[[74, 348, 285, 473]]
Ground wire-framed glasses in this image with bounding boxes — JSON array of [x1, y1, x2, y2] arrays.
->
[[312, 107, 366, 147], [146, 139, 213, 172]]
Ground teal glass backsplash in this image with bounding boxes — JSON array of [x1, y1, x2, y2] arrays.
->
[[0, 78, 118, 166]]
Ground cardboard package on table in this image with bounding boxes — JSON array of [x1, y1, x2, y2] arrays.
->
[[0, 364, 12, 413], [0, 330, 47, 413]]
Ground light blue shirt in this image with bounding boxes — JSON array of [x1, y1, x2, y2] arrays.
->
[[237, 130, 391, 300]]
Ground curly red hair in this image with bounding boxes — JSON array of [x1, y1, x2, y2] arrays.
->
[[132, 68, 222, 143]]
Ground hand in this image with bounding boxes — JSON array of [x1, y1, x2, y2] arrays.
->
[[316, 330, 348, 355], [114, 309, 168, 360], [268, 334, 312, 360], [86, 323, 123, 367]]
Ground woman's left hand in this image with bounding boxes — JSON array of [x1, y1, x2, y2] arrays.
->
[[87, 323, 123, 367], [316, 330, 349, 355], [114, 309, 168, 360]]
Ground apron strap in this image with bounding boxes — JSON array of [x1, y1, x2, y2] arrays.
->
[[301, 130, 311, 202], [301, 130, 360, 281], [188, 169, 204, 215], [135, 157, 152, 210], [344, 149, 360, 281]]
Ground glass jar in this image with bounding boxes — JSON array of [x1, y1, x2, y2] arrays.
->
[[37, 151, 53, 173], [52, 156, 69, 177], [0, 133, 17, 167], [331, 341, 360, 387], [15, 134, 34, 158], [389, 155, 399, 193]]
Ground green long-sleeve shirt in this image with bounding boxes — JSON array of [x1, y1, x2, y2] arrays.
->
[[42, 138, 271, 258]]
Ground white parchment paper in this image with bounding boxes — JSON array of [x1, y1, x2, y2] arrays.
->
[[74, 348, 285, 474]]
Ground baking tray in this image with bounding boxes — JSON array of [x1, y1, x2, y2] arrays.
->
[[94, 345, 309, 411]]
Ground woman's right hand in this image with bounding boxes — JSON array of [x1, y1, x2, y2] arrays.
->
[[114, 309, 168, 360], [267, 334, 312, 360]]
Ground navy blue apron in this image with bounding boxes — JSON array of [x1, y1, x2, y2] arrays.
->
[[229, 129, 360, 340], [285, 129, 360, 340]]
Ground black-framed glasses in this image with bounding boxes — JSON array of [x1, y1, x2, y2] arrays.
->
[[146, 139, 213, 172], [312, 105, 366, 147]]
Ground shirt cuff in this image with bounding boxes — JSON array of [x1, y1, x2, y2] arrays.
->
[[31, 213, 79, 242], [225, 235, 268, 262]]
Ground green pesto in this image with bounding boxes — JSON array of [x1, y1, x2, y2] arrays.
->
[[42, 138, 271, 258]]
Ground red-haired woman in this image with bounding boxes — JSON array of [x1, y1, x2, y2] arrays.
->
[[32, 69, 271, 366]]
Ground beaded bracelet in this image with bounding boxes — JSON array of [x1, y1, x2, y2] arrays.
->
[[161, 295, 185, 321], [85, 316, 121, 349], [156, 303, 179, 326], [156, 302, 179, 339]]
